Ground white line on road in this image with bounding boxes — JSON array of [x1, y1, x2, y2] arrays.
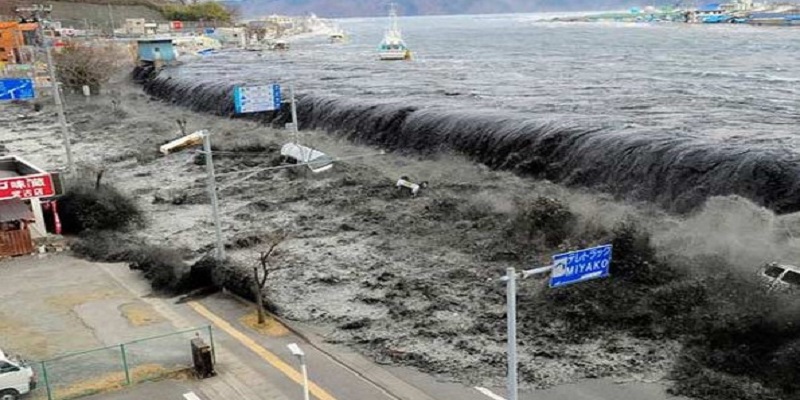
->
[[475, 387, 506, 400], [183, 392, 202, 400]]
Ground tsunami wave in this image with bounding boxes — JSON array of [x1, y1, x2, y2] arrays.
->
[[136, 66, 800, 215]]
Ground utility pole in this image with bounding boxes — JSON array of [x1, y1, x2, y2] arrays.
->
[[289, 84, 302, 154], [288, 84, 309, 177], [107, 3, 116, 38], [18, 4, 75, 174], [201, 131, 225, 260]]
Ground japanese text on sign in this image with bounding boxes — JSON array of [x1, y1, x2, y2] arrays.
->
[[0, 174, 55, 200], [550, 244, 613, 288]]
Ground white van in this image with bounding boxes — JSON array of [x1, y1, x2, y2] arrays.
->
[[0, 349, 36, 400]]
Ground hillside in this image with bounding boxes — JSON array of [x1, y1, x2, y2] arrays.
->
[[231, 0, 669, 18]]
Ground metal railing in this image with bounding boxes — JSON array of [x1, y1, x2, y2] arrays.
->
[[31, 325, 213, 400]]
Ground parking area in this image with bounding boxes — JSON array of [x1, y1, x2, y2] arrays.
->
[[0, 254, 201, 400]]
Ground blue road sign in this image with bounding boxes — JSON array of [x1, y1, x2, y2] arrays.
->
[[233, 84, 282, 114], [0, 78, 35, 101], [550, 244, 612, 288]]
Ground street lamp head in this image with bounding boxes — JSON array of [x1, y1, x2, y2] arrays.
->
[[287, 343, 305, 358]]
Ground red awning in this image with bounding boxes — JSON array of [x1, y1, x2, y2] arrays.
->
[[0, 198, 34, 223]]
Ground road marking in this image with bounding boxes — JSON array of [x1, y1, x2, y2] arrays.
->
[[475, 387, 506, 400], [188, 301, 337, 400], [183, 392, 202, 400]]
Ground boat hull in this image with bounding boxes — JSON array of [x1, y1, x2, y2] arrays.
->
[[379, 50, 411, 61]]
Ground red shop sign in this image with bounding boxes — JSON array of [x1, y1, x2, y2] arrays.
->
[[0, 173, 55, 200]]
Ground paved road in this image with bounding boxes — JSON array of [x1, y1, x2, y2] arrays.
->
[[83, 380, 199, 400]]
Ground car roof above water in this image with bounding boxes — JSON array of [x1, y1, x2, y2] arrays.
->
[[764, 263, 800, 273], [764, 263, 800, 285]]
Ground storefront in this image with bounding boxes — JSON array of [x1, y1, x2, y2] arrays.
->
[[0, 155, 59, 257]]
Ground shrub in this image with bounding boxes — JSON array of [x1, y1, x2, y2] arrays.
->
[[73, 231, 212, 293], [161, 2, 234, 23], [54, 42, 130, 93], [58, 179, 142, 234], [71, 230, 145, 262]]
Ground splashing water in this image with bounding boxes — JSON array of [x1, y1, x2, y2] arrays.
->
[[138, 15, 800, 214]]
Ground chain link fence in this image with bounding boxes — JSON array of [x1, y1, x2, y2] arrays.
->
[[28, 326, 213, 400]]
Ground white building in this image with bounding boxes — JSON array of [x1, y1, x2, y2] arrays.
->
[[124, 18, 146, 35]]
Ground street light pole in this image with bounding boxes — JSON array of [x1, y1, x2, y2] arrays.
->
[[45, 45, 74, 174], [107, 3, 116, 38], [20, 4, 75, 174], [506, 267, 518, 400], [202, 131, 225, 260], [299, 357, 310, 400], [287, 343, 310, 400]]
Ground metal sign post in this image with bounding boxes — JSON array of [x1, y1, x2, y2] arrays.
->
[[201, 131, 225, 260], [288, 84, 310, 170], [46, 45, 75, 174], [17, 4, 75, 174], [505, 267, 518, 400], [501, 244, 612, 398]]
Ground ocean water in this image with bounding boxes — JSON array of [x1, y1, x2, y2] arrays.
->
[[149, 14, 800, 213]]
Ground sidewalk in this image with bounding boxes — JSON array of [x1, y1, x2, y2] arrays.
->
[[97, 264, 294, 400]]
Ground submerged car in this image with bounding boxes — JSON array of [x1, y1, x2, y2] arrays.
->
[[760, 263, 800, 291]]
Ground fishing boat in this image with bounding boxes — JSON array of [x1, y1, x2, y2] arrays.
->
[[378, 4, 411, 61]]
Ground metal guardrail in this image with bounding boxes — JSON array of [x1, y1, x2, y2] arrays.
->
[[32, 325, 214, 400]]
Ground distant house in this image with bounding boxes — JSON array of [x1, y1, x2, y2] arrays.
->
[[137, 38, 176, 65], [212, 27, 247, 48], [0, 155, 60, 257], [0, 22, 24, 63], [124, 18, 146, 35]]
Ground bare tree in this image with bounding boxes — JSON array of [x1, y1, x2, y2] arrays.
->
[[252, 232, 289, 324], [53, 41, 130, 94]]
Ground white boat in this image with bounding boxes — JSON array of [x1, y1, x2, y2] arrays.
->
[[378, 4, 411, 61], [329, 25, 347, 43]]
